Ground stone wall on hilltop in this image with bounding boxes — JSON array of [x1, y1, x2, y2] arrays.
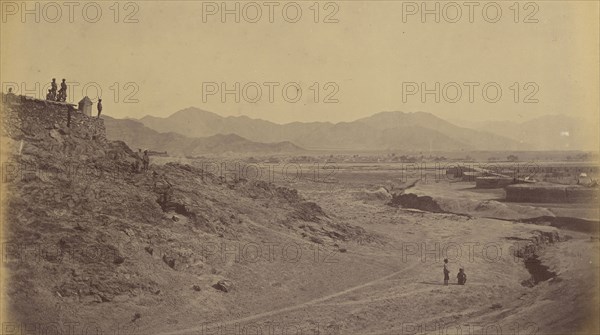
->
[[1, 94, 106, 143]]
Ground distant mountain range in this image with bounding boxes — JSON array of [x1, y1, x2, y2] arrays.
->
[[104, 108, 597, 155], [475, 115, 598, 151], [103, 116, 303, 156], [138, 108, 523, 151]]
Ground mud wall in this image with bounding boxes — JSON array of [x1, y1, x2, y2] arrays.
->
[[476, 177, 514, 189], [505, 184, 599, 203]]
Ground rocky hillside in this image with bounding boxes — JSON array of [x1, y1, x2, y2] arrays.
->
[[0, 95, 369, 331]]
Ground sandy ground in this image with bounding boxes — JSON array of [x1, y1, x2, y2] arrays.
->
[[144, 178, 599, 335]]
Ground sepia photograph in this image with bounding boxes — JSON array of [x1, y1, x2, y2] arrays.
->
[[1, 1, 599, 334]]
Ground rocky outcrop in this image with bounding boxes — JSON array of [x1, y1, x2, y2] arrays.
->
[[388, 193, 445, 213], [509, 230, 561, 287]]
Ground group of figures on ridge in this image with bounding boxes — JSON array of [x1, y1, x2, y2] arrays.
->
[[45, 78, 103, 118], [45, 78, 68, 102]]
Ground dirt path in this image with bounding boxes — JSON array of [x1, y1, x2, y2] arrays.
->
[[159, 263, 418, 335]]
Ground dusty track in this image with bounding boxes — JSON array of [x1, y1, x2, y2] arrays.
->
[[160, 263, 416, 335]]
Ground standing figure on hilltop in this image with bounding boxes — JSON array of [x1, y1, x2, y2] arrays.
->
[[57, 79, 67, 102], [443, 258, 450, 286], [6, 87, 16, 103], [135, 149, 143, 172], [156, 175, 173, 210], [152, 170, 159, 188], [142, 150, 150, 171], [48, 78, 58, 101], [97, 98, 103, 118], [457, 267, 467, 285]]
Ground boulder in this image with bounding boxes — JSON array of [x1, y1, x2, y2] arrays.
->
[[212, 279, 233, 292]]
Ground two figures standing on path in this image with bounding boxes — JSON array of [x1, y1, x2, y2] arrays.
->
[[444, 258, 467, 286]]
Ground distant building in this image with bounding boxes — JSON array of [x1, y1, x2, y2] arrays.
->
[[78, 96, 93, 116]]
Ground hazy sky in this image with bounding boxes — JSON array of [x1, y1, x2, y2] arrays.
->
[[1, 1, 598, 126]]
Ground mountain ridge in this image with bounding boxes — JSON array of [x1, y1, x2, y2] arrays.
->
[[104, 115, 304, 156], [111, 108, 596, 152], [475, 114, 599, 151], [133, 109, 526, 151]]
